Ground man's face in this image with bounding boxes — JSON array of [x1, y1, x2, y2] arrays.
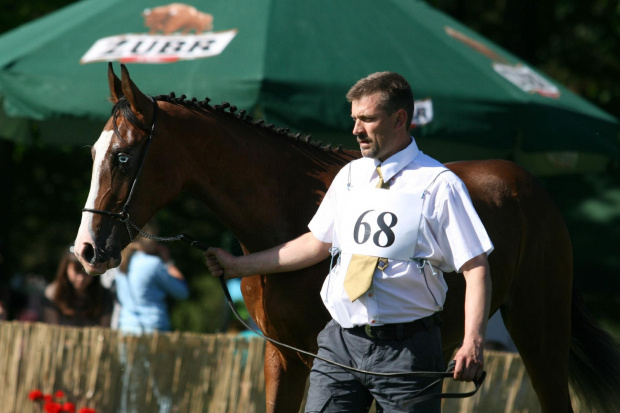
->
[[351, 93, 400, 161]]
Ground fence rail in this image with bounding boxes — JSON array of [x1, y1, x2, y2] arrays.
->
[[0, 322, 582, 412]]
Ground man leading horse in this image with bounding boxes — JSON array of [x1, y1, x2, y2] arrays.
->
[[205, 72, 493, 412]]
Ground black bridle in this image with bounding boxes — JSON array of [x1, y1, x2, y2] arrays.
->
[[80, 97, 485, 406], [81, 98, 181, 243]]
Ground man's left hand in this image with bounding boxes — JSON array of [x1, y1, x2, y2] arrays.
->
[[452, 340, 484, 381]]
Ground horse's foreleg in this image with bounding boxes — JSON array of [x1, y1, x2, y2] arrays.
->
[[263, 342, 310, 413]]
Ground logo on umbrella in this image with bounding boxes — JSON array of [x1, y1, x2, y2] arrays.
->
[[143, 4, 213, 35], [445, 27, 560, 98], [411, 99, 433, 128], [80, 3, 236, 64]]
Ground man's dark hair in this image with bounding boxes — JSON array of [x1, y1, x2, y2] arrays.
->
[[346, 72, 414, 127]]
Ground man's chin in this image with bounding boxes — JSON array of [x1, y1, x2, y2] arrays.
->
[[360, 148, 377, 158]]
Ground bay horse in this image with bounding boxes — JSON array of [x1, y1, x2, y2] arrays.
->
[[74, 64, 620, 412]]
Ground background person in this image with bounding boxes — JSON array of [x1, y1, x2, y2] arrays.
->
[[115, 230, 189, 334], [9, 272, 47, 322], [205, 72, 492, 412], [43, 247, 112, 327], [114, 226, 189, 413]]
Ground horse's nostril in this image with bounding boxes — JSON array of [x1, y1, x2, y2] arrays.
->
[[83, 243, 96, 264]]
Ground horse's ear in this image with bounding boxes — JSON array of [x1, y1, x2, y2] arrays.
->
[[119, 64, 154, 123], [108, 62, 123, 104]]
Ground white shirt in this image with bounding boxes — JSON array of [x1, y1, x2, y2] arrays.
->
[[309, 138, 493, 328]]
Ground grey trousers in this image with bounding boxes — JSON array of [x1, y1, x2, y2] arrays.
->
[[305, 319, 445, 413]]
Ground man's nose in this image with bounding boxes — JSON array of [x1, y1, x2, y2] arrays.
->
[[352, 119, 363, 135]]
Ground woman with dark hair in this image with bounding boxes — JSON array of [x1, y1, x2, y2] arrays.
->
[[43, 248, 112, 327]]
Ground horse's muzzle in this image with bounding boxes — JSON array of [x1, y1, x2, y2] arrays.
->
[[74, 242, 120, 275]]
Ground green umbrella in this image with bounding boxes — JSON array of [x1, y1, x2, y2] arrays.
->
[[0, 0, 618, 172]]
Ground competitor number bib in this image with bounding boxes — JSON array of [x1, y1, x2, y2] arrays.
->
[[339, 188, 424, 261]]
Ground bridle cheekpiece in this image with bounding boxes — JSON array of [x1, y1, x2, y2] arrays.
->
[[82, 98, 182, 243]]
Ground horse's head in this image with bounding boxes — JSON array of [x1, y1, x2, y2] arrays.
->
[[74, 63, 173, 274]]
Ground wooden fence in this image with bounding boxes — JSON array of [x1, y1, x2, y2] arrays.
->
[[0, 322, 583, 412]]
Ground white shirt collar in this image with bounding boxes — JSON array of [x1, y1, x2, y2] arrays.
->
[[372, 137, 420, 182]]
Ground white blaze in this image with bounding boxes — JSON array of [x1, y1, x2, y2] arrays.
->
[[74, 130, 115, 271], [84, 130, 114, 210]]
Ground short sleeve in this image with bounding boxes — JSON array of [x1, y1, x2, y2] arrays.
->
[[308, 164, 350, 244], [308, 183, 336, 243], [433, 179, 494, 272]]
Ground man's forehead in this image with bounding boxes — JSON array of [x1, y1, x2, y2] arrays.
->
[[351, 94, 385, 117]]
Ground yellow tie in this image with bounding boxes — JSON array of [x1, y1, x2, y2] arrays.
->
[[343, 165, 390, 302]]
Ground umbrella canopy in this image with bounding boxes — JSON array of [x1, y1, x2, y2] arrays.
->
[[1, 0, 618, 169]]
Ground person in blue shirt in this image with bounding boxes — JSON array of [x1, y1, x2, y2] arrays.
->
[[115, 230, 189, 334], [115, 226, 189, 413]]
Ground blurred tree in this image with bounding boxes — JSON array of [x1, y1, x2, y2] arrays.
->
[[0, 0, 76, 31]]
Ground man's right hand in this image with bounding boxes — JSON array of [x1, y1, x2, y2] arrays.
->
[[204, 247, 236, 278]]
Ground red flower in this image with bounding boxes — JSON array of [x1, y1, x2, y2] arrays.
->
[[28, 388, 95, 413], [28, 389, 43, 401], [43, 401, 63, 413], [62, 402, 76, 413]]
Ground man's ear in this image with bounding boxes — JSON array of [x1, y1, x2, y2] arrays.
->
[[394, 109, 408, 130]]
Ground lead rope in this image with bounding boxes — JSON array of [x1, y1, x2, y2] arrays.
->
[[176, 233, 485, 407], [122, 215, 184, 243]]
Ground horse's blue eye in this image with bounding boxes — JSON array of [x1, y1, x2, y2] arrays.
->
[[118, 154, 130, 164]]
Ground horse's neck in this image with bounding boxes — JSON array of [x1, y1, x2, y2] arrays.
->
[[178, 111, 353, 251]]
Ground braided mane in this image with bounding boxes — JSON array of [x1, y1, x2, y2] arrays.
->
[[152, 92, 344, 153]]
